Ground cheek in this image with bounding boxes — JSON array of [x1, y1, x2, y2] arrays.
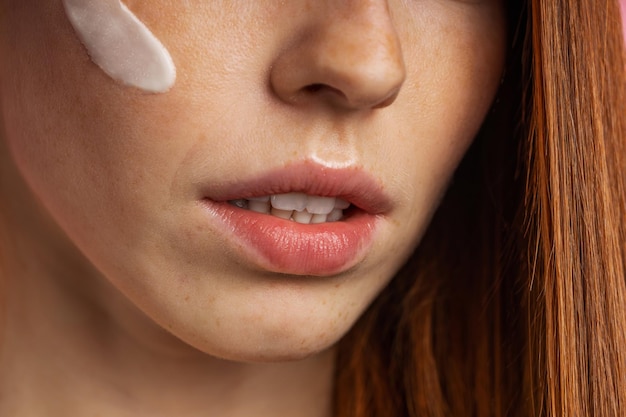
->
[[1, 1, 176, 214], [386, 3, 506, 201], [359, 4, 506, 258]]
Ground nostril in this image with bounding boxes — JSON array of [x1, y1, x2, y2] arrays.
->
[[304, 83, 344, 97], [303, 83, 349, 104], [304, 84, 325, 93]]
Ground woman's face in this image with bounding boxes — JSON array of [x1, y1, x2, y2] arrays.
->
[[0, 0, 505, 360]]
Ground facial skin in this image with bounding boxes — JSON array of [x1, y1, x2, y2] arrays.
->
[[0, 0, 506, 368]]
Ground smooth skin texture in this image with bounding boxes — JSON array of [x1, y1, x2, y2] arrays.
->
[[0, 0, 505, 416]]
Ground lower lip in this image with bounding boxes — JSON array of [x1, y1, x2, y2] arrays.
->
[[202, 200, 380, 276]]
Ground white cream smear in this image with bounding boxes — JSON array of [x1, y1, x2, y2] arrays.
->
[[62, 0, 176, 93]]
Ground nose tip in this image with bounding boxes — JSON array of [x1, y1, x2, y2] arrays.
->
[[318, 37, 406, 109], [270, 4, 406, 111]]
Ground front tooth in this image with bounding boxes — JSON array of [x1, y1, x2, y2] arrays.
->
[[271, 193, 307, 211], [310, 213, 329, 224], [292, 210, 313, 224], [271, 207, 293, 220], [306, 196, 336, 215], [248, 200, 270, 214]]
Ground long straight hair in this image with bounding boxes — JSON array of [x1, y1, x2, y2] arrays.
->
[[334, 0, 626, 415]]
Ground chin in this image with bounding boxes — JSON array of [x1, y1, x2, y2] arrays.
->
[[186, 310, 351, 363], [178, 323, 345, 363], [216, 341, 336, 364], [127, 282, 362, 363]]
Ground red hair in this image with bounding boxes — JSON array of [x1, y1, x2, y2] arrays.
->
[[334, 1, 626, 415]]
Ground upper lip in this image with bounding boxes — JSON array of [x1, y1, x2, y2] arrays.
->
[[201, 161, 394, 215]]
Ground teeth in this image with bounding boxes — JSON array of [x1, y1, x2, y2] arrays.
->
[[327, 208, 344, 222], [231, 199, 248, 209], [248, 200, 270, 214], [292, 210, 313, 224], [270, 207, 293, 220], [271, 193, 308, 211], [311, 213, 329, 224], [229, 193, 351, 223], [334, 198, 350, 209], [305, 196, 336, 215]]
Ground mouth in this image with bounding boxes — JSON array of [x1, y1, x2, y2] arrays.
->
[[199, 161, 392, 276], [227, 193, 352, 224]]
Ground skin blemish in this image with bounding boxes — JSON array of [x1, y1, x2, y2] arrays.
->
[[62, 0, 176, 93]]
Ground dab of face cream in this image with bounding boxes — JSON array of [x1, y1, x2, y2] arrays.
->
[[62, 0, 176, 93]]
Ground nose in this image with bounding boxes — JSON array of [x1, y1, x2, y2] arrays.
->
[[270, 1, 406, 111]]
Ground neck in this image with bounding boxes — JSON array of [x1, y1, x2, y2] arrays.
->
[[0, 128, 334, 417]]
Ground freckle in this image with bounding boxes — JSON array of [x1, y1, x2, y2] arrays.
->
[[184, 295, 190, 302]]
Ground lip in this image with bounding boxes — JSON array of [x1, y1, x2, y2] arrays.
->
[[199, 161, 393, 276]]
